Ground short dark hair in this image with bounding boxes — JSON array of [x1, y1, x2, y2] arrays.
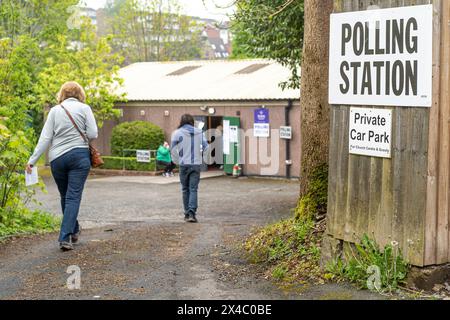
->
[[179, 114, 195, 128]]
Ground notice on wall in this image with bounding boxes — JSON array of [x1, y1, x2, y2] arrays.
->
[[329, 5, 433, 107], [280, 126, 292, 140], [254, 108, 270, 138], [254, 124, 270, 138], [349, 107, 392, 158], [136, 150, 151, 163]]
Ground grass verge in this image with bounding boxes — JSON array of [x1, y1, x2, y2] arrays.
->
[[243, 163, 412, 294], [326, 235, 410, 293], [243, 216, 327, 288], [0, 210, 60, 240]]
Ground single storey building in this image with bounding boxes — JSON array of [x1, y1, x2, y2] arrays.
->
[[98, 59, 301, 178]]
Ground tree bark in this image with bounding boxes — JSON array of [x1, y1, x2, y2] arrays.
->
[[299, 0, 334, 196]]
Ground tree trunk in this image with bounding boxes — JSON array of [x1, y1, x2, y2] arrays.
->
[[299, 0, 334, 196]]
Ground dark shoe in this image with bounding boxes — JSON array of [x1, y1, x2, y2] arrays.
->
[[60, 242, 74, 251], [184, 214, 189, 222], [72, 227, 81, 244], [187, 214, 198, 223]]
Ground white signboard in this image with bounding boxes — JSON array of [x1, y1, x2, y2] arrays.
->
[[329, 5, 433, 107], [230, 126, 239, 143], [349, 108, 392, 158], [254, 123, 270, 138], [136, 150, 151, 163], [223, 120, 230, 155], [280, 126, 292, 140]]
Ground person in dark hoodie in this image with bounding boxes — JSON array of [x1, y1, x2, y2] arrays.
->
[[171, 114, 209, 223]]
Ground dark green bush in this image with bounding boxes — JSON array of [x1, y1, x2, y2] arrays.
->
[[101, 156, 156, 171], [111, 121, 165, 156]]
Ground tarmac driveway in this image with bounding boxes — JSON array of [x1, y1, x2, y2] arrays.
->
[[0, 175, 383, 300]]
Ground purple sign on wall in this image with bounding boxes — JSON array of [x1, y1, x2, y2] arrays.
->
[[254, 108, 270, 124]]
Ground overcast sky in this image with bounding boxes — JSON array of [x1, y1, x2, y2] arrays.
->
[[82, 0, 235, 21]]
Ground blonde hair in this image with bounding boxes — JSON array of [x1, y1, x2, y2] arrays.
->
[[57, 81, 86, 104]]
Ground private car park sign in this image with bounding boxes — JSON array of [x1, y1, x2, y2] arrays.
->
[[329, 5, 433, 107], [349, 107, 392, 158]]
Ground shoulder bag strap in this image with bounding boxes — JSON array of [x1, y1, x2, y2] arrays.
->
[[60, 103, 88, 143]]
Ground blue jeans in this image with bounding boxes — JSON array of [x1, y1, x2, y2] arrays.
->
[[50, 148, 91, 243], [179, 165, 201, 216]]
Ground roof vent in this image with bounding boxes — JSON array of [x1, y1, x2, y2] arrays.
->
[[167, 66, 201, 76], [235, 63, 270, 75]]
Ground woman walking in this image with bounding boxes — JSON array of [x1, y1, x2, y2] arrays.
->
[[26, 82, 98, 251]]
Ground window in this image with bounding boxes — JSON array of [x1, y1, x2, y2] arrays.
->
[[235, 63, 270, 74], [166, 66, 202, 76]]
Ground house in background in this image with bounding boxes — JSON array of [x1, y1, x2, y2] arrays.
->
[[194, 18, 232, 59], [99, 59, 301, 178]]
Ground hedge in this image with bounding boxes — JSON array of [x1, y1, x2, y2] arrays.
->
[[111, 121, 165, 156], [100, 156, 156, 171]]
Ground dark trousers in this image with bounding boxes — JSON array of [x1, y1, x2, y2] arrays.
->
[[157, 160, 175, 173], [179, 165, 201, 216], [50, 148, 91, 243]]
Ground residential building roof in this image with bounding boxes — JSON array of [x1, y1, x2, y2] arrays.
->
[[115, 59, 300, 102]]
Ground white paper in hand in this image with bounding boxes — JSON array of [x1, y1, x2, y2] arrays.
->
[[25, 167, 39, 187]]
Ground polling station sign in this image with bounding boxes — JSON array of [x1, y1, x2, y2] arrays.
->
[[329, 5, 433, 107], [254, 108, 270, 138], [349, 108, 392, 158], [136, 150, 151, 163]]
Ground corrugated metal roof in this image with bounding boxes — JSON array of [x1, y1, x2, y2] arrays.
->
[[115, 59, 300, 102]]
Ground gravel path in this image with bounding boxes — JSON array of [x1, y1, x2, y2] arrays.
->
[[0, 175, 383, 300]]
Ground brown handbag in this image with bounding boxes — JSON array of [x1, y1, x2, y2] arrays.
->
[[60, 104, 104, 168]]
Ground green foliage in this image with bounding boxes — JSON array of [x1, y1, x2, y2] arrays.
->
[[326, 235, 410, 293], [36, 22, 126, 127], [101, 156, 156, 171], [244, 216, 324, 284], [0, 38, 46, 227], [295, 163, 328, 220], [0, 210, 60, 238], [0, 0, 78, 44], [272, 264, 288, 280], [111, 121, 165, 156], [244, 162, 328, 286], [245, 217, 315, 263], [0, 37, 42, 129], [0, 2, 124, 237], [231, 0, 304, 89], [0, 107, 55, 237], [1, 3, 126, 129], [104, 0, 204, 63]]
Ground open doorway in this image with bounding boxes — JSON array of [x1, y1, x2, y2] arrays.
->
[[206, 116, 224, 171], [194, 116, 224, 172]]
